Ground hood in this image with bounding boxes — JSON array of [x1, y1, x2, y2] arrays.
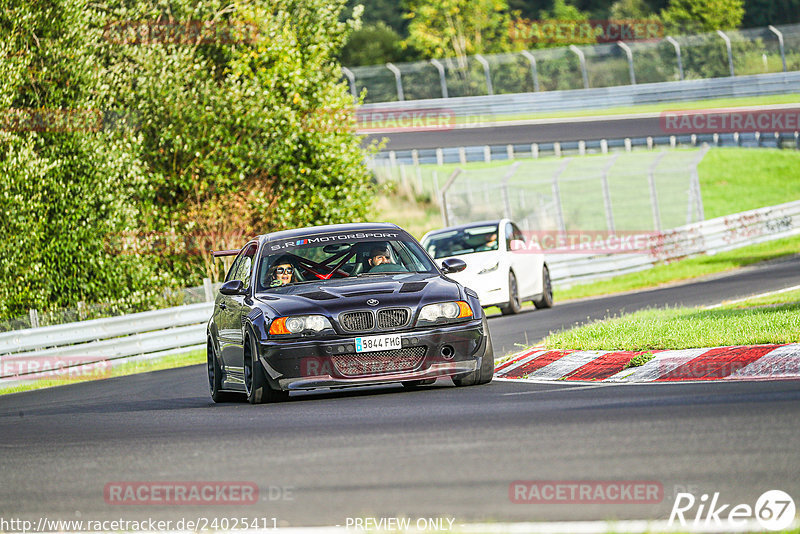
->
[[255, 272, 462, 317]]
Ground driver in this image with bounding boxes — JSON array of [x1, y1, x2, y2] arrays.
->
[[367, 245, 393, 269], [269, 255, 296, 287]]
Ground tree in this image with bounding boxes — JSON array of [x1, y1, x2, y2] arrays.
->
[[610, 0, 654, 19], [404, 0, 513, 60], [660, 0, 744, 33], [340, 22, 415, 66]]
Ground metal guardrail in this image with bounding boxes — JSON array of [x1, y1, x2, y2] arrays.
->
[[548, 199, 800, 287], [359, 71, 800, 118], [0, 302, 212, 380]]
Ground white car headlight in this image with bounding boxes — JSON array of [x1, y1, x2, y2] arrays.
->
[[478, 261, 499, 274]]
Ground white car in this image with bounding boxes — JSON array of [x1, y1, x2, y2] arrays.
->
[[421, 219, 553, 315]]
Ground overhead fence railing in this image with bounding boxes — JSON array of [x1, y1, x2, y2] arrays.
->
[[345, 24, 800, 104]]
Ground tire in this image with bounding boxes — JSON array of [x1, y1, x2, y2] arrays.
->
[[499, 271, 522, 315], [532, 264, 554, 309], [244, 328, 289, 404], [452, 313, 495, 387], [207, 338, 239, 403]]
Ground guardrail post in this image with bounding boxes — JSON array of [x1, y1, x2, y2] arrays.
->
[[440, 169, 462, 226], [520, 51, 540, 92], [501, 162, 521, 219], [552, 159, 571, 233], [203, 278, 214, 302], [430, 59, 449, 98], [458, 146, 467, 165], [507, 144, 514, 160], [665, 36, 684, 81], [618, 41, 636, 85], [474, 54, 494, 95], [436, 147, 444, 165], [531, 143, 539, 158], [768, 25, 788, 73], [483, 145, 491, 163], [77, 301, 88, 321], [341, 67, 358, 100], [386, 63, 404, 101], [716, 30, 735, 77], [29, 308, 40, 328], [648, 152, 667, 231], [569, 45, 589, 89], [601, 155, 619, 233]]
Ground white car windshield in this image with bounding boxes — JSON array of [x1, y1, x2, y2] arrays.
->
[[423, 224, 499, 259]]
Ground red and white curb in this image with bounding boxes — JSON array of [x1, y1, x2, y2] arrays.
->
[[494, 344, 800, 382]]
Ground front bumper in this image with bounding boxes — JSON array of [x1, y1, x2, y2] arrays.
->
[[257, 320, 486, 390]]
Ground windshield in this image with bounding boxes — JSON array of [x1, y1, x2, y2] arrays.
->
[[422, 224, 499, 259], [256, 232, 437, 291]]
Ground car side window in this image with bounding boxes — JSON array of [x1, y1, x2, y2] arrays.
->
[[505, 223, 514, 250], [235, 244, 257, 289]]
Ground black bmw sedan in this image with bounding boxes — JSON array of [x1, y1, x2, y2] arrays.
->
[[207, 223, 495, 403]]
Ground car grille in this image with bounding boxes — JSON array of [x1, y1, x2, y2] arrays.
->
[[339, 311, 375, 332], [377, 308, 410, 329], [332, 346, 427, 377]]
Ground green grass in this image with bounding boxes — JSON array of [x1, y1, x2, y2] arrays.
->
[[0, 349, 205, 396], [456, 93, 800, 124], [556, 233, 800, 301], [698, 148, 800, 219], [542, 288, 800, 351], [720, 287, 800, 308]]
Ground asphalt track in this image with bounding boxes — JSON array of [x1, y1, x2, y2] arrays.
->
[[1, 257, 799, 528], [365, 105, 800, 150], [366, 115, 667, 150]]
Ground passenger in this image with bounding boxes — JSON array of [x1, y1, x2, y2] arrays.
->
[[477, 232, 498, 251], [269, 255, 296, 287]]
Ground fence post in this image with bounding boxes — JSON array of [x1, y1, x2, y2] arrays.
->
[[552, 159, 571, 234], [520, 51, 540, 92], [203, 277, 214, 302], [601, 155, 619, 233], [665, 36, 684, 81], [501, 162, 521, 219], [386, 63, 404, 101], [341, 67, 358, 100], [440, 169, 463, 226], [29, 308, 40, 328], [648, 152, 667, 231], [430, 59, 449, 98], [474, 54, 494, 95], [569, 45, 589, 89], [768, 25, 788, 73], [617, 41, 636, 85], [716, 30, 735, 77]]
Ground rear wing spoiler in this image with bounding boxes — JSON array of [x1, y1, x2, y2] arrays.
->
[[212, 249, 241, 258]]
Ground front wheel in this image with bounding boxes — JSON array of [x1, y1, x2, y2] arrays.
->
[[499, 271, 522, 315], [532, 264, 554, 309], [207, 338, 239, 403], [244, 329, 289, 404], [452, 314, 495, 387]]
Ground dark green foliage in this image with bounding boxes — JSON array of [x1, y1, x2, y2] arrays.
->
[[0, 0, 375, 321]]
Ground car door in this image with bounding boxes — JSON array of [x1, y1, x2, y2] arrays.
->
[[217, 242, 257, 383]]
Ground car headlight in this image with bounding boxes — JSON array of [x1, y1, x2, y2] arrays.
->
[[416, 301, 473, 326], [478, 261, 499, 274], [269, 315, 333, 336]]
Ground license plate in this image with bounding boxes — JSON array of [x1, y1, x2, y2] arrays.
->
[[355, 334, 402, 353]]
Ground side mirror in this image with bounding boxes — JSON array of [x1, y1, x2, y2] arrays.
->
[[219, 280, 245, 296], [441, 258, 467, 274]]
